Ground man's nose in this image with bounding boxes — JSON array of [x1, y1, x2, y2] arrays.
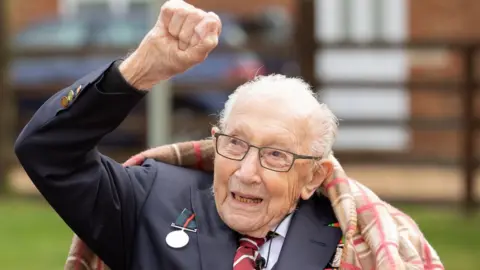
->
[[236, 148, 261, 183]]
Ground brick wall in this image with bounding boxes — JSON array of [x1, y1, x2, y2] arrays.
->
[[7, 0, 58, 33], [410, 0, 480, 40], [409, 0, 480, 159]]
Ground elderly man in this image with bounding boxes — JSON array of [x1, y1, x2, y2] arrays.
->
[[16, 1, 443, 270]]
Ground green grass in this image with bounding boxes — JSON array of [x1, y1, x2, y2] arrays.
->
[[0, 198, 73, 270], [0, 198, 479, 270], [398, 205, 480, 269]]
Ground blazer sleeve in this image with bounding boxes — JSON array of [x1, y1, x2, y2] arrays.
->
[[14, 60, 155, 270]]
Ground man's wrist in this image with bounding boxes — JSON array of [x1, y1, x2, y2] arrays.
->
[[96, 60, 147, 96], [118, 50, 155, 91], [119, 45, 173, 91]]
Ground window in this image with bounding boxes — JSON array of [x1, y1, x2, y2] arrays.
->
[[315, 0, 407, 42], [314, 0, 410, 151], [77, 2, 110, 20], [14, 19, 88, 48], [129, 1, 149, 18], [92, 20, 149, 47], [59, 0, 150, 18]]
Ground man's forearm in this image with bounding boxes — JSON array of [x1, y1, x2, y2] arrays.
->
[[119, 50, 155, 91], [118, 36, 173, 90]]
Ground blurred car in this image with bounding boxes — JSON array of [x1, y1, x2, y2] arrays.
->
[[237, 5, 299, 77], [11, 12, 266, 114]]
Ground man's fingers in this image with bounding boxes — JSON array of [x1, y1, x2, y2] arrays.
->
[[123, 145, 174, 166], [161, 0, 194, 37], [156, 1, 221, 70], [194, 16, 220, 40], [194, 13, 221, 38], [123, 154, 145, 166], [184, 16, 219, 60], [159, 1, 177, 29], [189, 17, 212, 48], [195, 33, 218, 57], [189, 29, 201, 47], [168, 7, 189, 38], [178, 10, 205, 50], [160, 0, 220, 51], [207, 12, 222, 36]]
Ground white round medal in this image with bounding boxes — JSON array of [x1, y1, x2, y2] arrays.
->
[[166, 230, 189, 249]]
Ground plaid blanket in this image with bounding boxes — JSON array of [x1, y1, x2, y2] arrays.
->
[[64, 140, 444, 270]]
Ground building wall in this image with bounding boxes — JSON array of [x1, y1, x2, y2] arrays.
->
[[7, 0, 295, 33], [7, 0, 58, 33], [410, 0, 480, 40], [314, 0, 410, 151], [409, 0, 480, 159]]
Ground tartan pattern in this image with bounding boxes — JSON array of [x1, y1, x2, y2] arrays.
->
[[64, 139, 444, 270]]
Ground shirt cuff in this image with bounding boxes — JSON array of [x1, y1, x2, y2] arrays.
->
[[97, 60, 147, 96]]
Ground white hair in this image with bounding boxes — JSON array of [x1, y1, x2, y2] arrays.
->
[[217, 74, 338, 157]]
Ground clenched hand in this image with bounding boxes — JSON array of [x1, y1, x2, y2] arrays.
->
[[120, 0, 222, 90]]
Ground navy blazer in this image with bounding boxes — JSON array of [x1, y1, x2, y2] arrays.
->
[[15, 61, 342, 270]]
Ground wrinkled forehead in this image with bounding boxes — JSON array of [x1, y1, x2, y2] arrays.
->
[[224, 96, 315, 153]]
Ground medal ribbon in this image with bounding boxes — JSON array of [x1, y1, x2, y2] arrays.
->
[[174, 208, 197, 230]]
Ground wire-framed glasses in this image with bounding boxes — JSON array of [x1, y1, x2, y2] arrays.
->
[[213, 133, 322, 172]]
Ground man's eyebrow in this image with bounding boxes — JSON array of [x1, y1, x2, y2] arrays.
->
[[262, 138, 297, 152], [225, 129, 246, 138], [226, 124, 252, 138], [226, 125, 299, 152]]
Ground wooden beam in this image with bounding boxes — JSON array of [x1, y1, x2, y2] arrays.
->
[[0, 0, 15, 194], [461, 46, 477, 214]]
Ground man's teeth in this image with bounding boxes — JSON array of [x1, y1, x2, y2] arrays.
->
[[233, 193, 262, 204]]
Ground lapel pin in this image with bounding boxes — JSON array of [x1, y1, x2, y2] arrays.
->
[[67, 90, 74, 101], [60, 96, 69, 108], [166, 208, 197, 249], [328, 222, 340, 228], [326, 222, 343, 269]]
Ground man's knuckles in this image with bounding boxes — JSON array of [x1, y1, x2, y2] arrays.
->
[[194, 17, 220, 40], [168, 8, 190, 36], [178, 10, 205, 45], [161, 3, 199, 23], [151, 1, 220, 72], [161, 0, 193, 14], [206, 12, 222, 34], [159, 1, 220, 38], [205, 18, 221, 35], [159, 1, 178, 26]]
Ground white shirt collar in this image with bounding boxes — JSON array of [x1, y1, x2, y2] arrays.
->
[[273, 213, 293, 238]]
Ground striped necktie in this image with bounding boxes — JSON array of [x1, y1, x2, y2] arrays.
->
[[233, 233, 276, 270]]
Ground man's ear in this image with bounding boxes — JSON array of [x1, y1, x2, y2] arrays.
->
[[300, 160, 334, 200], [211, 126, 219, 137], [211, 126, 220, 152]]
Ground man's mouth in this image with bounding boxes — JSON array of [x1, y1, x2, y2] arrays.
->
[[231, 192, 263, 204]]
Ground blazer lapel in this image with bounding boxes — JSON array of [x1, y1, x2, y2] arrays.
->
[[191, 185, 238, 270], [274, 195, 342, 270]]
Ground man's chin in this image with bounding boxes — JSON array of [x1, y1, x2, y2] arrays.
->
[[219, 211, 268, 237]]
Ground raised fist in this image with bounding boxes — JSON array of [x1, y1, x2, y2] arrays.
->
[[120, 0, 222, 89]]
